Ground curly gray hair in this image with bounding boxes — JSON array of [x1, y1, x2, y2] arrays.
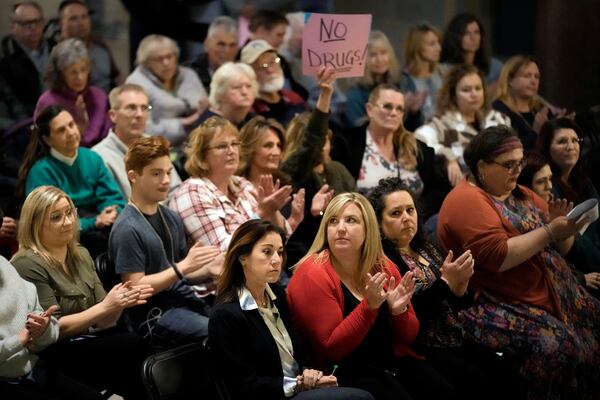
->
[[44, 38, 90, 92]]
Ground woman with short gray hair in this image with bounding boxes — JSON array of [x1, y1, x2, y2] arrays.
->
[[196, 62, 258, 128], [126, 34, 208, 146], [34, 38, 111, 147]]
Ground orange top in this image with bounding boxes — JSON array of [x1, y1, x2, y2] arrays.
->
[[437, 181, 560, 316]]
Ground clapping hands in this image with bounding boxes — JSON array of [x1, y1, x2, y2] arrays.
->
[[288, 188, 306, 231], [440, 250, 474, 296], [365, 271, 416, 314], [104, 281, 154, 311], [310, 184, 334, 217], [20, 304, 60, 347], [254, 174, 293, 219]]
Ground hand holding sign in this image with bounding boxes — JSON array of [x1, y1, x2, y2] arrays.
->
[[302, 13, 372, 78]]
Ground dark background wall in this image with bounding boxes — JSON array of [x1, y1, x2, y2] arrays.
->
[[336, 0, 600, 112]]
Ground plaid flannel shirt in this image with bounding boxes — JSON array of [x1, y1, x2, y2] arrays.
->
[[169, 176, 258, 251]]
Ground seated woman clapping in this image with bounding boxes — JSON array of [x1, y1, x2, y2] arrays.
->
[[208, 219, 373, 400], [12, 186, 152, 400], [287, 193, 457, 400], [368, 177, 524, 399], [437, 125, 600, 399], [0, 255, 103, 400], [169, 116, 293, 251]]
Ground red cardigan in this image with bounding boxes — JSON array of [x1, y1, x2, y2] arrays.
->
[[286, 251, 420, 364]]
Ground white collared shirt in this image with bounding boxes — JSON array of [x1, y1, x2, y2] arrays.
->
[[50, 148, 77, 166], [238, 285, 299, 397]]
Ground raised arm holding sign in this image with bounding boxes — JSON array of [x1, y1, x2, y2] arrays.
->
[[302, 13, 372, 78]]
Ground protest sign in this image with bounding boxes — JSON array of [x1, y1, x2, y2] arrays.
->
[[302, 13, 372, 78]]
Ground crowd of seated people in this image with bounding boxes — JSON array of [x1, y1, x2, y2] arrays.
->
[[2, 2, 600, 400]]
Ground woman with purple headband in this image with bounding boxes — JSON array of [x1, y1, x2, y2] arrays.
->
[[437, 125, 600, 400]]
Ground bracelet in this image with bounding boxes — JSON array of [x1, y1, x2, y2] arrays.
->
[[172, 263, 185, 280], [543, 224, 557, 244]]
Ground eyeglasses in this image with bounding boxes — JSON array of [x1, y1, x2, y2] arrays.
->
[[490, 159, 527, 173], [121, 104, 152, 115], [48, 207, 77, 225], [206, 141, 241, 152], [13, 18, 43, 29], [257, 57, 281, 70], [375, 102, 405, 113], [552, 137, 583, 147]]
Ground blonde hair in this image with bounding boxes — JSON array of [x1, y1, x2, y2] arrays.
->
[[237, 116, 285, 178], [494, 55, 542, 114], [404, 24, 442, 76], [184, 116, 239, 177], [368, 84, 419, 170], [298, 192, 386, 290], [14, 186, 84, 269], [360, 30, 401, 87], [136, 34, 180, 67]]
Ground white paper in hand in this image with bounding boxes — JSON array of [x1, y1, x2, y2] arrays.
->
[[566, 198, 599, 234]]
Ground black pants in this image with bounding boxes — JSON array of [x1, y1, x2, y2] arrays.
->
[[338, 356, 456, 400], [40, 328, 151, 400], [293, 386, 374, 400], [417, 341, 526, 400], [0, 366, 103, 400]]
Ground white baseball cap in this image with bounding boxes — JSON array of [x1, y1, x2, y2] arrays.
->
[[241, 39, 276, 65]]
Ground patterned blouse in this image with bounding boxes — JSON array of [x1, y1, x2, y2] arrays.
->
[[356, 131, 424, 196], [400, 249, 464, 348], [169, 175, 258, 251]]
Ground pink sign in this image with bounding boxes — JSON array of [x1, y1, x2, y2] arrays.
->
[[302, 13, 372, 78]]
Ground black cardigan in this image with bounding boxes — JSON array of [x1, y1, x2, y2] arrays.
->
[[208, 284, 304, 400], [331, 125, 451, 220]]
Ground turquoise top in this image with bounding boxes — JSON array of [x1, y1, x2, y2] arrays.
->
[[25, 147, 126, 231]]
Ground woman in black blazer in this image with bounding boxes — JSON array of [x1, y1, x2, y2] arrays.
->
[[208, 219, 373, 400]]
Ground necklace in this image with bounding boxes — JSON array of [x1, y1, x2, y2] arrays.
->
[[129, 201, 176, 264], [256, 294, 269, 308]]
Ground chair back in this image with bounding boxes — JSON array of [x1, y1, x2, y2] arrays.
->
[[142, 342, 229, 400], [94, 251, 120, 292]]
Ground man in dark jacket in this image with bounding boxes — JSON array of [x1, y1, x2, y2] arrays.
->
[[0, 1, 50, 117], [188, 16, 239, 90]]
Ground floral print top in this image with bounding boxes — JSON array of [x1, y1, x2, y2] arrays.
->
[[356, 131, 424, 196]]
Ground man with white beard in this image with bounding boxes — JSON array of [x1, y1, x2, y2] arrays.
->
[[241, 39, 306, 127]]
